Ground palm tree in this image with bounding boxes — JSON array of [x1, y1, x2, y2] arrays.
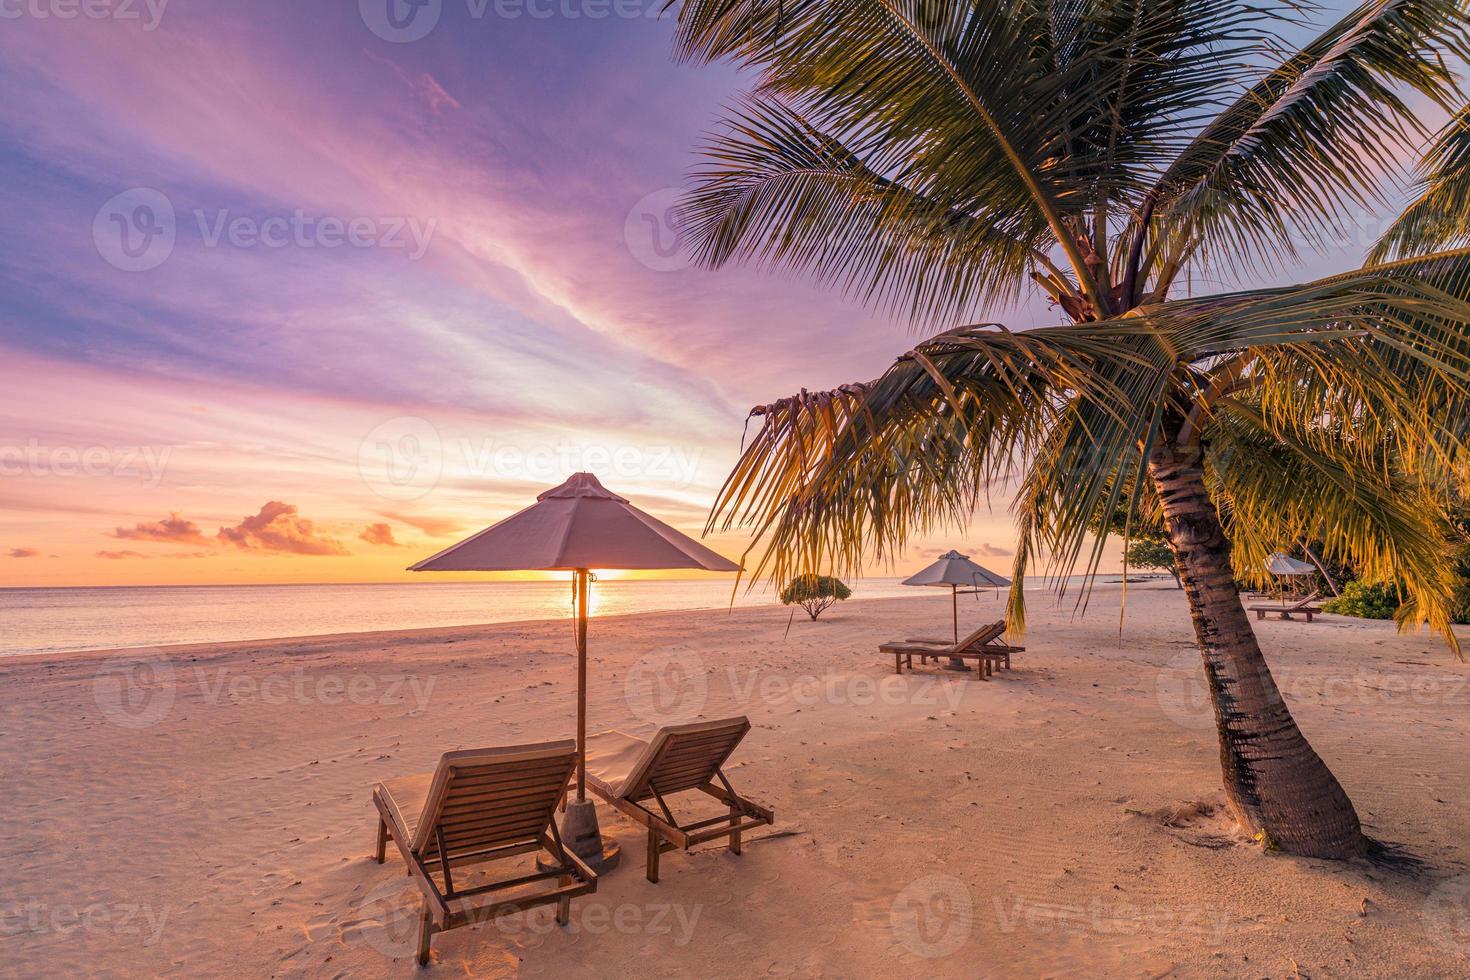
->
[[670, 0, 1470, 858]]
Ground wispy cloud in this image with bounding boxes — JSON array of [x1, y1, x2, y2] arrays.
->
[[96, 549, 149, 560], [376, 511, 464, 537], [7, 547, 40, 559], [113, 513, 213, 547]]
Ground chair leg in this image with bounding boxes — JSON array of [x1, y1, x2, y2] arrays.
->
[[416, 901, 434, 966], [556, 874, 572, 926], [374, 818, 388, 863], [646, 827, 661, 883], [894, 652, 902, 674], [729, 806, 742, 856]]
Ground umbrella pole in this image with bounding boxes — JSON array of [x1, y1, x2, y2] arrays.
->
[[550, 567, 620, 873], [952, 584, 959, 645], [575, 567, 588, 801]]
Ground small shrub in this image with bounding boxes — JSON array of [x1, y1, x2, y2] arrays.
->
[[780, 575, 852, 621], [1322, 582, 1400, 620]]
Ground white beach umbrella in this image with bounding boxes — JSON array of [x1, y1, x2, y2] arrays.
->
[[902, 550, 1012, 643], [409, 472, 739, 870], [1264, 552, 1316, 576]]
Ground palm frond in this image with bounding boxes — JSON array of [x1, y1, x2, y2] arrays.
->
[[1149, 0, 1468, 280], [681, 95, 1044, 322], [709, 249, 1470, 646], [1370, 105, 1470, 261]]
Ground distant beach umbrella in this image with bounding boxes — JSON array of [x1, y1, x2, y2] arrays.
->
[[409, 472, 739, 871], [902, 550, 1012, 644], [1264, 552, 1316, 576], [1263, 551, 1318, 599]]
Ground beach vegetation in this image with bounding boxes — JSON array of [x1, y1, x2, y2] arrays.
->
[[1322, 582, 1402, 620], [780, 574, 853, 620], [676, 0, 1470, 858]]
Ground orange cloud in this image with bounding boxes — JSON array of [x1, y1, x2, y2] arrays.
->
[[114, 513, 213, 547], [96, 550, 150, 560], [359, 522, 403, 548], [7, 547, 40, 558], [217, 501, 349, 556]]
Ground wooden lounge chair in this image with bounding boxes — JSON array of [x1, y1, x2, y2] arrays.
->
[[1248, 591, 1322, 623], [879, 621, 1024, 676], [582, 716, 774, 883], [371, 740, 596, 964]]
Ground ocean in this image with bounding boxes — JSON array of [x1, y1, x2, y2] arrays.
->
[[0, 577, 937, 658]]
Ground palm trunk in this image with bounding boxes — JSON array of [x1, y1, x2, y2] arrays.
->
[[1148, 441, 1366, 858]]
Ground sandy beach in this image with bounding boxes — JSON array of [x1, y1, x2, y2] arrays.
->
[[2, 583, 1468, 978]]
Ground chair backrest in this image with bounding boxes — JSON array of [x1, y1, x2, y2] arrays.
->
[[411, 740, 576, 862], [955, 621, 1005, 652], [618, 716, 750, 801], [1289, 592, 1321, 610]]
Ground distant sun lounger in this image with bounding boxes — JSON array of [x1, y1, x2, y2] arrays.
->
[[1248, 592, 1323, 623], [879, 620, 1023, 677], [371, 740, 596, 964], [583, 716, 774, 883]]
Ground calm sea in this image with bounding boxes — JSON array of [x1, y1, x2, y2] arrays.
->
[[0, 577, 952, 658]]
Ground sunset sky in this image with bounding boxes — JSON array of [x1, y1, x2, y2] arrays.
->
[[0, 0, 1411, 587]]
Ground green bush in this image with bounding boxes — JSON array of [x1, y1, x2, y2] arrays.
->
[[1124, 537, 1180, 587], [780, 575, 852, 620], [1322, 582, 1400, 620]]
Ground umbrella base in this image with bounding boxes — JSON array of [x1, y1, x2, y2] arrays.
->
[[943, 657, 973, 672], [541, 798, 622, 874]]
